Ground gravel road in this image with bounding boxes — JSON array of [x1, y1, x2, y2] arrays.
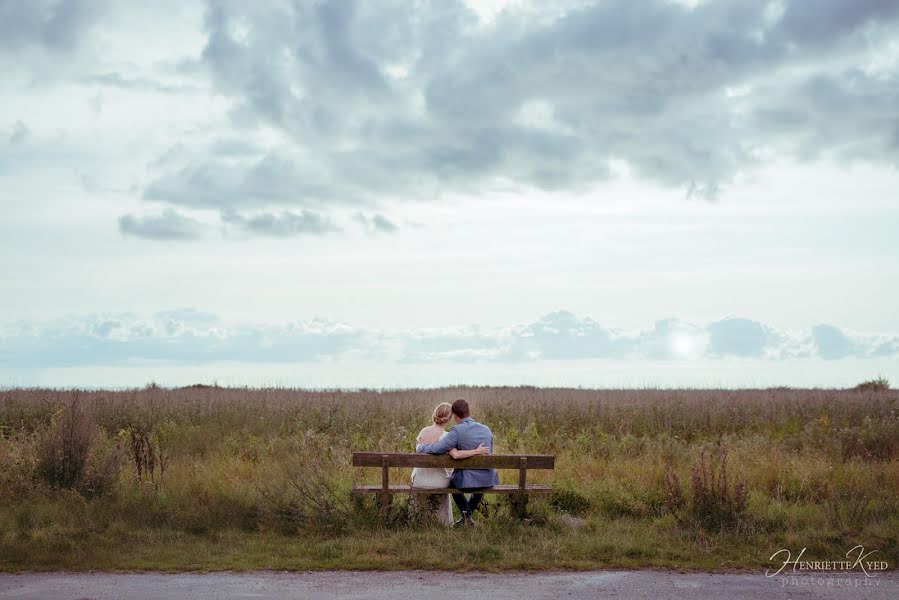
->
[[0, 569, 895, 599]]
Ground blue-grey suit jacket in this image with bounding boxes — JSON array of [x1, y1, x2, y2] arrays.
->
[[416, 417, 499, 489]]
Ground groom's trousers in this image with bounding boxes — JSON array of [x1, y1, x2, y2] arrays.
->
[[452, 488, 487, 516]]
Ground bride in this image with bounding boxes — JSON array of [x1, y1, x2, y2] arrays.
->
[[412, 402, 488, 526]]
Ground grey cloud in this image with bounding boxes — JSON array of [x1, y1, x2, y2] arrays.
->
[[638, 319, 707, 360], [774, 0, 899, 46], [401, 313, 898, 364], [872, 338, 899, 357], [153, 307, 221, 332], [81, 72, 201, 94], [135, 0, 899, 220], [706, 317, 777, 358], [145, 153, 354, 209], [810, 323, 899, 360], [2, 309, 897, 368], [0, 311, 369, 367], [221, 209, 340, 237], [747, 67, 899, 166], [504, 310, 633, 360], [812, 324, 853, 360], [397, 327, 501, 364], [118, 208, 203, 241], [7, 120, 29, 145], [0, 0, 103, 54], [0, 0, 108, 87], [354, 212, 398, 234], [206, 138, 262, 157]]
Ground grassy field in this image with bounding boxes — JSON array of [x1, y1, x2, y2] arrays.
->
[[1, 384, 897, 572]]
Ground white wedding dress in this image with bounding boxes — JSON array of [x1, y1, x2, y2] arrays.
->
[[411, 429, 454, 526]]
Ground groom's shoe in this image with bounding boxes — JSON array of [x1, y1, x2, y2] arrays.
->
[[454, 511, 470, 527]]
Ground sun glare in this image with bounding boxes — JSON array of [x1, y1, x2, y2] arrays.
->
[[671, 332, 702, 359]]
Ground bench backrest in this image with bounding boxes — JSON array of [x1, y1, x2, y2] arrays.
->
[[352, 452, 555, 470]]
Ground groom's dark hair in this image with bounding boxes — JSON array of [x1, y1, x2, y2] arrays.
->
[[451, 399, 470, 418]]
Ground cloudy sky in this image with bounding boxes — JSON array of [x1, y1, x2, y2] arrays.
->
[[2, 0, 898, 389]]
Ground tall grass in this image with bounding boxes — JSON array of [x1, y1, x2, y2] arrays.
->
[[0, 385, 897, 570]]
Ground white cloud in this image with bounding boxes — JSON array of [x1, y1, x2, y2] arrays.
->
[[2, 309, 896, 369]]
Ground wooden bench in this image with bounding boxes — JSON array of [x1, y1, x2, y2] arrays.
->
[[352, 452, 555, 518]]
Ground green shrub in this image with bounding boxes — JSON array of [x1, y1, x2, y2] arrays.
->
[[663, 447, 749, 531], [594, 484, 645, 518], [36, 396, 95, 490], [254, 432, 356, 535], [550, 485, 592, 515], [839, 416, 899, 462], [0, 430, 38, 498], [853, 377, 890, 392], [78, 428, 124, 498]]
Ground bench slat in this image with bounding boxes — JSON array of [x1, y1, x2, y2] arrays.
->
[[353, 484, 552, 495], [352, 452, 555, 469]]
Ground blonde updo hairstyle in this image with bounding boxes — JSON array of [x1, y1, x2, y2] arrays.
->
[[432, 402, 453, 426]]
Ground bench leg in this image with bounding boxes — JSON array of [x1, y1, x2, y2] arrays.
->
[[513, 458, 529, 519], [411, 493, 443, 525], [378, 456, 392, 521], [511, 493, 529, 519], [378, 493, 393, 519]]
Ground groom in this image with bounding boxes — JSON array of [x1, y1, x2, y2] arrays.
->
[[416, 398, 499, 526]]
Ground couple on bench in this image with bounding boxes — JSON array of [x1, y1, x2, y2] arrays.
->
[[413, 398, 498, 527]]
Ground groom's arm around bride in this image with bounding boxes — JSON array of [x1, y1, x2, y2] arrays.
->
[[416, 399, 500, 490]]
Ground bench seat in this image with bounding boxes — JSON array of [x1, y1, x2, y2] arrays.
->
[[353, 483, 551, 494], [352, 451, 555, 518]]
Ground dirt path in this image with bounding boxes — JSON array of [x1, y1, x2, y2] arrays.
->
[[0, 570, 895, 599]]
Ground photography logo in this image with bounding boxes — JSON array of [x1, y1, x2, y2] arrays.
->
[[766, 545, 890, 588]]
